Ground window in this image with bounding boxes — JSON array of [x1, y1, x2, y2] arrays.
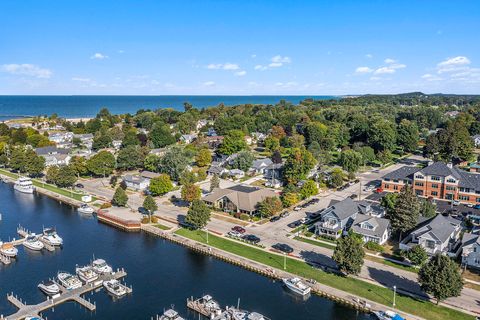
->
[[416, 190, 424, 196], [459, 195, 470, 201], [425, 240, 436, 249], [384, 184, 390, 189], [446, 186, 456, 191], [415, 174, 424, 179], [384, 178, 390, 182], [431, 191, 438, 196], [447, 178, 456, 183], [415, 182, 424, 187], [476, 198, 480, 203], [393, 179, 399, 183], [431, 176, 441, 181], [431, 183, 439, 189]]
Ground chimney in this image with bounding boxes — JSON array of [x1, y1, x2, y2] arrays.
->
[[447, 162, 453, 169]]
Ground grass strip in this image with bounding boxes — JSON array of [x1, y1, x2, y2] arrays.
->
[[294, 236, 337, 250], [175, 228, 473, 320]]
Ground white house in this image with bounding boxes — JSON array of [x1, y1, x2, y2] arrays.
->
[[122, 175, 149, 191], [48, 132, 73, 144], [180, 134, 197, 144], [350, 215, 390, 245], [462, 233, 480, 269], [473, 134, 480, 147], [250, 158, 273, 175], [112, 140, 122, 149]]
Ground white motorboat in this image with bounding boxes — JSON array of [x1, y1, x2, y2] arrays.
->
[[78, 203, 94, 214], [91, 258, 113, 274], [214, 307, 270, 320], [372, 310, 405, 320], [57, 272, 82, 290], [199, 295, 222, 316], [158, 309, 185, 320], [76, 265, 99, 283], [103, 279, 127, 297], [22, 234, 44, 251], [282, 277, 311, 296], [14, 177, 34, 194], [0, 242, 18, 257], [24, 317, 42, 320], [42, 227, 63, 246], [38, 280, 60, 295]]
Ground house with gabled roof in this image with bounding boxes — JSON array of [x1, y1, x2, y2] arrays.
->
[[314, 198, 359, 239], [351, 215, 390, 244]]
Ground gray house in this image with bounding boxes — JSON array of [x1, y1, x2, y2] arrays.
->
[[351, 215, 391, 244], [314, 198, 359, 239], [250, 158, 273, 175], [400, 214, 462, 257]]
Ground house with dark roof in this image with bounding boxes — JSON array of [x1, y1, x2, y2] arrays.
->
[[400, 214, 462, 257], [314, 198, 359, 239], [202, 185, 278, 215], [351, 215, 391, 245], [462, 233, 480, 268], [382, 161, 480, 205], [249, 158, 273, 175]]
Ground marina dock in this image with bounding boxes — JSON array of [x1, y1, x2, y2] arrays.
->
[[1, 269, 129, 320]]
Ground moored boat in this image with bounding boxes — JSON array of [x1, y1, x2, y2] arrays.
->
[[0, 242, 18, 257], [57, 272, 82, 290], [76, 265, 99, 283], [14, 177, 34, 194], [78, 203, 94, 214], [372, 310, 405, 320], [91, 258, 113, 274], [38, 280, 60, 295], [41, 227, 63, 246], [282, 277, 311, 296], [158, 308, 185, 320], [22, 234, 44, 251], [103, 279, 127, 297]]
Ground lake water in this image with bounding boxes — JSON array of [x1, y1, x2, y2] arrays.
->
[[0, 182, 369, 320], [0, 95, 336, 120]]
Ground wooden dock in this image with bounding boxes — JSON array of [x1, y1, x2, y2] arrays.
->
[[17, 226, 56, 252], [1, 269, 129, 320]]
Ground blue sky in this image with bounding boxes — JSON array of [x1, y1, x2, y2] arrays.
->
[[1, 0, 479, 95]]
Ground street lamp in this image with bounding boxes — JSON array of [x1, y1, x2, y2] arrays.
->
[[393, 285, 397, 307], [205, 228, 209, 244], [283, 252, 287, 270]]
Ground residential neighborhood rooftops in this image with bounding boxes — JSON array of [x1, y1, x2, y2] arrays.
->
[[382, 166, 420, 181], [35, 146, 70, 155], [321, 197, 359, 221], [413, 214, 461, 244], [351, 215, 390, 239]]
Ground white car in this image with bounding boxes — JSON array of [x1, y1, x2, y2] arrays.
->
[[364, 185, 375, 192], [293, 206, 302, 211], [227, 231, 243, 238]]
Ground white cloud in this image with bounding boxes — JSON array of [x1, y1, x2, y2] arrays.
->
[[234, 70, 247, 76], [355, 66, 373, 74], [373, 59, 406, 75], [71, 77, 91, 82], [384, 58, 396, 64], [206, 63, 239, 70], [421, 73, 443, 81], [437, 56, 471, 73], [254, 55, 291, 71], [90, 53, 109, 60], [254, 65, 267, 71], [374, 67, 396, 74], [365, 54, 373, 59], [202, 81, 215, 87], [1, 64, 52, 78]]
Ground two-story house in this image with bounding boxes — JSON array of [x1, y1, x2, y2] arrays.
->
[[314, 198, 359, 239], [350, 215, 391, 244], [462, 233, 480, 269], [400, 214, 462, 257]]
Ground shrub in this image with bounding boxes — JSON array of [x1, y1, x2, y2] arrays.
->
[[364, 241, 384, 253], [240, 213, 250, 221], [141, 217, 150, 224], [99, 202, 112, 209]]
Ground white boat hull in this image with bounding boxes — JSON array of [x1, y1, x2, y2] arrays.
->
[[282, 278, 311, 296], [38, 282, 60, 295], [14, 185, 34, 194], [23, 241, 44, 251]]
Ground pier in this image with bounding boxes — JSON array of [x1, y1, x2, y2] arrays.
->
[[16, 226, 56, 252], [1, 269, 129, 320]]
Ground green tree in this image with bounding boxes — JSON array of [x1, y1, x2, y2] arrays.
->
[[420, 199, 437, 218], [281, 192, 299, 207], [181, 184, 201, 202], [381, 193, 398, 216], [329, 168, 345, 188], [69, 156, 88, 177], [195, 149, 212, 167], [338, 149, 363, 173], [367, 118, 397, 152], [185, 200, 211, 229], [299, 180, 318, 199], [92, 128, 112, 150], [332, 233, 365, 276], [46, 165, 60, 184], [149, 122, 176, 148], [122, 129, 140, 147], [418, 254, 463, 304], [388, 186, 420, 239], [112, 186, 128, 207], [210, 174, 220, 192], [257, 196, 283, 217], [283, 147, 317, 185], [149, 174, 173, 196], [24, 149, 45, 176], [142, 195, 158, 221], [230, 151, 254, 172], [404, 245, 429, 266], [264, 136, 280, 152], [54, 165, 77, 188], [397, 119, 419, 152], [116, 145, 146, 170], [144, 154, 161, 172], [304, 122, 328, 148], [218, 130, 248, 155], [86, 150, 116, 177], [8, 146, 26, 172]]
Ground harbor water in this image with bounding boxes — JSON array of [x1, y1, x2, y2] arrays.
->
[[0, 182, 370, 320]]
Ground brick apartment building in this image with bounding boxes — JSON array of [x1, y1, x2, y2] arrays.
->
[[381, 162, 480, 205]]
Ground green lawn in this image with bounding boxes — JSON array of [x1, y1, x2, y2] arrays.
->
[[294, 236, 337, 250], [175, 228, 473, 320], [154, 224, 172, 230]]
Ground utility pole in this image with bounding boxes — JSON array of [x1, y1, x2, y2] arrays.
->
[[393, 285, 397, 307]]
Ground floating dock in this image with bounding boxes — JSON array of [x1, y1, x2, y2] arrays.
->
[[1, 269, 128, 320]]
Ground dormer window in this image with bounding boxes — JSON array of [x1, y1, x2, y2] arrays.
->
[[415, 174, 424, 179], [447, 178, 456, 183], [431, 176, 441, 181]]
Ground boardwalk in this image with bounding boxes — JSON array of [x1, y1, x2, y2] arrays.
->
[[2, 270, 129, 320]]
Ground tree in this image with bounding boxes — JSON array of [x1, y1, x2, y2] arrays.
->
[[86, 151, 116, 177], [46, 166, 60, 184], [257, 196, 283, 217], [218, 130, 248, 155], [271, 150, 282, 164], [149, 174, 173, 196], [69, 156, 88, 177], [158, 147, 191, 181], [185, 200, 211, 229], [367, 118, 397, 152], [418, 254, 463, 304], [281, 192, 299, 207], [338, 150, 363, 173], [283, 147, 317, 185], [299, 180, 318, 199], [143, 195, 158, 221], [356, 146, 376, 165], [8, 147, 26, 172], [24, 149, 45, 176], [92, 128, 112, 150], [388, 186, 420, 239], [144, 154, 160, 172], [110, 175, 118, 187], [264, 136, 280, 153], [304, 122, 328, 148], [397, 119, 419, 152], [116, 145, 145, 170], [230, 151, 254, 172], [210, 174, 220, 192], [404, 245, 428, 266], [149, 122, 176, 148], [332, 233, 365, 275], [195, 149, 212, 167], [420, 199, 437, 218], [329, 168, 345, 188], [54, 165, 77, 188], [112, 186, 128, 207], [121, 129, 139, 147], [181, 184, 201, 202], [381, 193, 398, 216]]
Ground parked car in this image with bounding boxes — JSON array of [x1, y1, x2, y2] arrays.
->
[[293, 206, 302, 211], [474, 204, 480, 210], [272, 243, 294, 254], [349, 194, 358, 199], [287, 220, 302, 228], [138, 207, 149, 215], [280, 211, 290, 218], [300, 217, 308, 224], [243, 234, 260, 244], [375, 187, 384, 194], [364, 185, 375, 192], [270, 215, 281, 222], [452, 200, 460, 206], [227, 231, 243, 238], [308, 212, 321, 220], [232, 226, 246, 234], [75, 183, 84, 189]]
